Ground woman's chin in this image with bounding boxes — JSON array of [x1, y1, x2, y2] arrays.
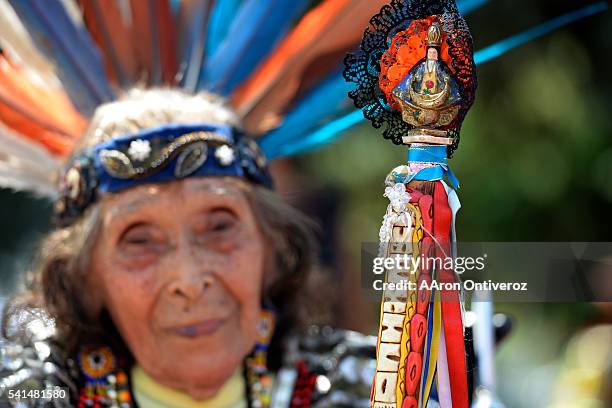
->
[[163, 333, 250, 373], [144, 348, 244, 395]]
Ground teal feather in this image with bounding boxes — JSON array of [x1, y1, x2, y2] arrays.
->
[[280, 2, 608, 158], [474, 1, 608, 65]]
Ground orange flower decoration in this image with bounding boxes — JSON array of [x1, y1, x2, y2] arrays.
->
[[379, 16, 453, 110], [78, 346, 116, 379]]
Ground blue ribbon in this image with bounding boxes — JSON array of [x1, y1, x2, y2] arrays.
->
[[396, 145, 460, 189], [420, 288, 436, 403]]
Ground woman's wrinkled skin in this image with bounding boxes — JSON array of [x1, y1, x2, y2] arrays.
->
[[88, 177, 265, 399]]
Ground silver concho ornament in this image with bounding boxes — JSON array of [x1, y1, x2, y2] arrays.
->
[[174, 142, 208, 177], [99, 149, 137, 179], [65, 167, 82, 200], [244, 139, 267, 169], [215, 144, 235, 166]]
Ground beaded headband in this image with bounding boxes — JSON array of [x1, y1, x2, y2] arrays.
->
[[54, 123, 272, 226]]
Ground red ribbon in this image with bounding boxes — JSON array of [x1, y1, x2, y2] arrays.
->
[[433, 181, 468, 408]]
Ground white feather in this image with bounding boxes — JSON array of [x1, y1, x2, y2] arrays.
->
[[0, 153, 52, 179], [0, 123, 60, 197], [0, 123, 59, 169], [0, 168, 58, 199], [0, 0, 61, 88]]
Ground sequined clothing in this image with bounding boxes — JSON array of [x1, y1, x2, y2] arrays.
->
[[1, 318, 376, 408]]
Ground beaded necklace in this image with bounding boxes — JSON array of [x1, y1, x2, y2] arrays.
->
[[77, 310, 277, 408], [77, 345, 274, 408]]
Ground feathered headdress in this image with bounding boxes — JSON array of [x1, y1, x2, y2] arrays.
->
[[0, 0, 393, 201], [0, 0, 607, 198]]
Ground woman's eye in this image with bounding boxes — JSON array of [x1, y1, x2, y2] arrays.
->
[[207, 210, 238, 232], [194, 210, 239, 247], [118, 224, 165, 253], [211, 218, 235, 232], [124, 234, 153, 245]]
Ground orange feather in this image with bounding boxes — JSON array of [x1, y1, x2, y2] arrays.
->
[[231, 0, 389, 134], [78, 0, 139, 86], [0, 55, 86, 156]]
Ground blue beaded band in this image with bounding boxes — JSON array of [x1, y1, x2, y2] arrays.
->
[[55, 123, 272, 226]]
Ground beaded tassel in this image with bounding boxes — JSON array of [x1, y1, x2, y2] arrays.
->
[[77, 346, 132, 408], [246, 309, 275, 408]]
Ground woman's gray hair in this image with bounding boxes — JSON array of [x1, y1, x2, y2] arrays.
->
[[77, 88, 240, 149]]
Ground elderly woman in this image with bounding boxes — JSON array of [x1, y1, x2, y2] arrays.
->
[[0, 90, 375, 408]]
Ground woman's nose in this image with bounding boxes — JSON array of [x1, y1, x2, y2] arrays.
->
[[167, 272, 214, 301], [166, 242, 216, 301]]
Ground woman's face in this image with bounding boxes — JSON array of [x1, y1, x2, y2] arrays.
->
[[90, 177, 266, 398], [427, 47, 439, 61]]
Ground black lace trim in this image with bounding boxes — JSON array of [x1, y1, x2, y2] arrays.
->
[[343, 0, 477, 157]]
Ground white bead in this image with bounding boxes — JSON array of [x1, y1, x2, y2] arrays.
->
[[215, 145, 235, 166], [127, 139, 151, 161], [315, 375, 331, 393]]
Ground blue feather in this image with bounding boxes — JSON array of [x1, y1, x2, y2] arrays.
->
[[474, 1, 608, 65], [457, 0, 489, 15], [8, 0, 114, 115], [170, 0, 181, 15], [263, 0, 490, 158], [204, 0, 242, 67], [276, 2, 608, 158], [260, 74, 352, 158], [262, 110, 363, 159], [201, 0, 309, 94], [178, 0, 213, 92]]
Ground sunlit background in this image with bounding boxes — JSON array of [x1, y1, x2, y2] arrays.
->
[[1, 1, 610, 407]]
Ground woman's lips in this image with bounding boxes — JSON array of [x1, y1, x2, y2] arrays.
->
[[170, 319, 226, 338]]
